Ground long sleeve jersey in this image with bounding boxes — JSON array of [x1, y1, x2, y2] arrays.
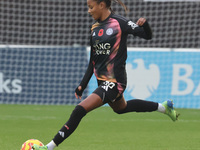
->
[[79, 13, 152, 91]]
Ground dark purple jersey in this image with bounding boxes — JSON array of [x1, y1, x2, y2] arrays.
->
[[79, 13, 152, 92]]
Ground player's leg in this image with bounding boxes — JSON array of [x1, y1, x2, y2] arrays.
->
[[51, 93, 103, 146], [109, 97, 179, 121], [78, 93, 104, 112], [109, 96, 158, 113], [33, 93, 103, 150], [108, 96, 127, 112]]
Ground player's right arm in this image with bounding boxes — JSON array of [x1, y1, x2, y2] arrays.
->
[[75, 38, 94, 99], [75, 57, 93, 99]]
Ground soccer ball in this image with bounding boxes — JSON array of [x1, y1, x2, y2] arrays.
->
[[20, 139, 44, 150]]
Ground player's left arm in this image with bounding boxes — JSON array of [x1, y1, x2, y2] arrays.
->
[[136, 18, 152, 40], [125, 17, 152, 40]]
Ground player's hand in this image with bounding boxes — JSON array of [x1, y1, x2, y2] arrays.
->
[[75, 86, 82, 100], [136, 18, 146, 26]]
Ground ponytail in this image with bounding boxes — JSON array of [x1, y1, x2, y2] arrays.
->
[[96, 0, 128, 13], [113, 0, 128, 13]]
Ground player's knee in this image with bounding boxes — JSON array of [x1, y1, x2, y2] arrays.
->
[[71, 105, 87, 118], [113, 109, 124, 114]]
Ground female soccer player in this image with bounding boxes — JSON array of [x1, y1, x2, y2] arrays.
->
[[33, 0, 179, 149]]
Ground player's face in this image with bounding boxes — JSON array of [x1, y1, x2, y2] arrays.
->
[[87, 0, 103, 21]]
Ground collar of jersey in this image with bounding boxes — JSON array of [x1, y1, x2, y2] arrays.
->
[[97, 13, 113, 23]]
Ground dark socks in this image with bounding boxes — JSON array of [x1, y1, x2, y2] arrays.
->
[[53, 105, 87, 146], [116, 99, 158, 114], [52, 100, 158, 146]]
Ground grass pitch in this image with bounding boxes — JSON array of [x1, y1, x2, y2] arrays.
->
[[0, 104, 200, 150]]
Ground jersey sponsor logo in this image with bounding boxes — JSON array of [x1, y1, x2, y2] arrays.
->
[[106, 28, 113, 35], [101, 81, 115, 91], [0, 72, 22, 94], [98, 29, 104, 36], [93, 42, 111, 55], [94, 43, 111, 50], [126, 59, 160, 99], [95, 50, 111, 55], [128, 21, 138, 30]]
